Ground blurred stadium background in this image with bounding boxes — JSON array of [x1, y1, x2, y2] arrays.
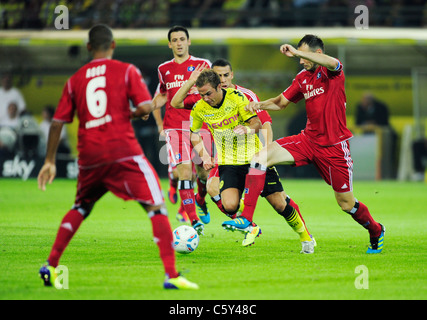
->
[[1, 0, 427, 183]]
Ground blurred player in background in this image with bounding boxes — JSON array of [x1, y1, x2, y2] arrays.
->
[[152, 25, 212, 235], [240, 34, 385, 254], [37, 24, 198, 290], [207, 59, 314, 251]]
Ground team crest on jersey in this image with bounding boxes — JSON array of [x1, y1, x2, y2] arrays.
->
[[175, 152, 181, 160], [188, 65, 195, 72], [317, 72, 321, 79]]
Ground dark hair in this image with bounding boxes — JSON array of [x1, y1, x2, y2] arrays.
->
[[88, 24, 113, 51], [195, 69, 221, 89], [297, 34, 325, 52], [168, 25, 189, 41], [212, 58, 232, 71]]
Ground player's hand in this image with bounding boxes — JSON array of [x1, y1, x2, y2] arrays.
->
[[189, 62, 208, 82], [201, 155, 214, 171], [38, 162, 57, 191], [245, 101, 261, 113], [280, 44, 297, 57], [156, 124, 166, 137], [233, 125, 252, 135]]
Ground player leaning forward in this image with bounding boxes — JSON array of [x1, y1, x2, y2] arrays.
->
[[37, 24, 198, 289], [171, 66, 314, 252], [235, 35, 385, 254]]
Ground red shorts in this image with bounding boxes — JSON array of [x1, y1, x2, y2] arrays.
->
[[165, 129, 213, 166], [276, 133, 353, 193], [74, 155, 164, 209]]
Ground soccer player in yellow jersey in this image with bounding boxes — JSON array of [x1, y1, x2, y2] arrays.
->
[[172, 67, 261, 230], [171, 66, 315, 253], [208, 59, 314, 251]]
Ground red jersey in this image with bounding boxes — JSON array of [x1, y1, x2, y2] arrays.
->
[[157, 55, 211, 130], [235, 84, 272, 125], [54, 58, 152, 167], [282, 62, 353, 146]]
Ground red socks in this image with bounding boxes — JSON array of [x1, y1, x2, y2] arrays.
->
[[349, 200, 382, 237], [195, 178, 207, 205], [47, 209, 84, 267], [241, 166, 267, 222], [178, 180, 198, 222], [150, 211, 178, 278]]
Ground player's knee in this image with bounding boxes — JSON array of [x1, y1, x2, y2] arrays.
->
[[72, 201, 95, 218], [221, 197, 239, 214], [206, 178, 218, 198], [338, 199, 356, 213], [196, 167, 209, 181], [177, 163, 193, 181]]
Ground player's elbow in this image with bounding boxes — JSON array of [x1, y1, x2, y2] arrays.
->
[[170, 99, 184, 109], [134, 103, 153, 118], [326, 58, 340, 71]]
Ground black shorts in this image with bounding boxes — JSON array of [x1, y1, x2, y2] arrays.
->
[[218, 165, 283, 197]]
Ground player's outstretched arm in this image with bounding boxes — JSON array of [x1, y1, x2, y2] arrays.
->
[[246, 94, 290, 113], [170, 63, 207, 109], [38, 120, 63, 191], [170, 79, 195, 109], [280, 44, 339, 71]]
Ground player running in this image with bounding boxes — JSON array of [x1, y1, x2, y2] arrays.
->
[[171, 65, 314, 252], [233, 34, 385, 254], [37, 24, 198, 290], [205, 59, 314, 251], [152, 25, 212, 235]]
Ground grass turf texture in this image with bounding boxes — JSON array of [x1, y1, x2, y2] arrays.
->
[[0, 178, 426, 300]]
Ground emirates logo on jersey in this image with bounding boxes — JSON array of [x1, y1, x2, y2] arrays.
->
[[304, 84, 325, 100], [166, 74, 186, 90]]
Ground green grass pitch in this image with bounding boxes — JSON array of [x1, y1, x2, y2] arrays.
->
[[0, 177, 426, 300]]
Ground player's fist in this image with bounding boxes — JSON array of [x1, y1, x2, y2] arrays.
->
[[280, 44, 297, 57]]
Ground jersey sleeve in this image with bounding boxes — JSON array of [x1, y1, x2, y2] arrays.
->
[[53, 79, 75, 123], [256, 110, 272, 124], [282, 77, 304, 104], [126, 65, 152, 106], [189, 102, 204, 133], [325, 59, 344, 78], [157, 67, 167, 95]]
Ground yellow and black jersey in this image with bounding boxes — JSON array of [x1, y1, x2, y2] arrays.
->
[[190, 88, 261, 165]]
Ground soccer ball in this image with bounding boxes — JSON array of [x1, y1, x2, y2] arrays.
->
[[172, 225, 199, 254]]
